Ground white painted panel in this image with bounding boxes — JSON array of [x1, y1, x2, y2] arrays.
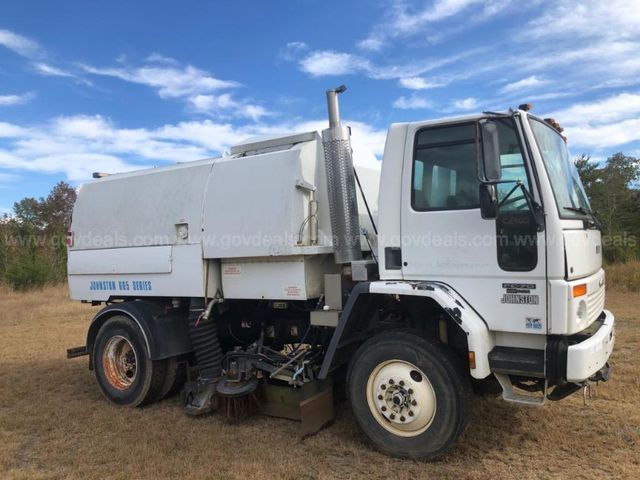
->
[[564, 230, 602, 280], [220, 255, 336, 300], [68, 244, 214, 301], [70, 160, 214, 250], [68, 246, 172, 275]]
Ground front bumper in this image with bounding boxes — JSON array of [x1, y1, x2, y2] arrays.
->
[[566, 309, 615, 382]]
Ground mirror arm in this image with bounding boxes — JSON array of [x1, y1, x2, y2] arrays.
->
[[498, 183, 521, 208], [485, 178, 545, 232]]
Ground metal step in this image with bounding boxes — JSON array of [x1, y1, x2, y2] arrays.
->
[[494, 373, 546, 406]]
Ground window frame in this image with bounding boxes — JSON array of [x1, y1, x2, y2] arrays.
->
[[410, 121, 480, 213], [492, 116, 539, 272]]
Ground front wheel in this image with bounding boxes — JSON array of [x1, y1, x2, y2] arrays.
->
[[347, 330, 471, 460]]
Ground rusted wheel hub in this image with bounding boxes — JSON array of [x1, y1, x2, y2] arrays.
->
[[102, 335, 138, 390]]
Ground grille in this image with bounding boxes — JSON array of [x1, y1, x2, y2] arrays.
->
[[586, 283, 605, 324]]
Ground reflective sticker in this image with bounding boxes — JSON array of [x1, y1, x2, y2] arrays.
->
[[526, 317, 543, 330]]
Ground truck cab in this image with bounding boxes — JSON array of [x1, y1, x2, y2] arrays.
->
[[376, 109, 614, 395]]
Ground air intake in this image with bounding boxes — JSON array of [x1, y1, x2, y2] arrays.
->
[[322, 85, 362, 264]]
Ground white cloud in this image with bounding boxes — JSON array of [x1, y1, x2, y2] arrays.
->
[[0, 92, 35, 106], [299, 51, 370, 77], [33, 62, 73, 77], [394, 0, 485, 32], [0, 29, 41, 58], [0, 122, 27, 137], [501, 76, 546, 94], [279, 41, 308, 61], [188, 94, 268, 120], [536, 92, 640, 150], [356, 0, 511, 50], [453, 97, 478, 110], [145, 53, 179, 65], [545, 93, 640, 126], [357, 36, 384, 52], [0, 115, 385, 182], [393, 95, 430, 110], [33, 62, 93, 86], [298, 48, 473, 81], [82, 62, 239, 98], [398, 76, 446, 90], [81, 57, 268, 119], [526, 0, 640, 41], [565, 118, 640, 149]]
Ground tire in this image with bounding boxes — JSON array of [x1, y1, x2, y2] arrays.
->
[[93, 315, 167, 407], [347, 330, 471, 460], [158, 357, 187, 400]]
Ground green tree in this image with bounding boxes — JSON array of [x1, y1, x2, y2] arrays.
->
[[0, 181, 77, 289], [575, 152, 640, 262]]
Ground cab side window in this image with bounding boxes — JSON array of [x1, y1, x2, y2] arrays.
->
[[412, 124, 479, 211]]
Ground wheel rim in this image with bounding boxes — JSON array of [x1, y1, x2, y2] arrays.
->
[[366, 359, 436, 437], [102, 335, 138, 390]]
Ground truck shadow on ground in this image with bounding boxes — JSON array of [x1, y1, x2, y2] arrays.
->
[[1, 357, 526, 478]]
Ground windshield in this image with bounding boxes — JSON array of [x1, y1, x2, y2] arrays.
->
[[529, 118, 591, 219]]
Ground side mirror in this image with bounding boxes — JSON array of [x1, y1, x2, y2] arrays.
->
[[481, 121, 502, 181], [479, 183, 498, 219]]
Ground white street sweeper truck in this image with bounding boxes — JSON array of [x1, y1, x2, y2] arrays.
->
[[67, 86, 614, 459]]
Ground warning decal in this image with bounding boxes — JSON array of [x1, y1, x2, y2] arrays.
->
[[283, 285, 303, 298], [222, 265, 241, 276]]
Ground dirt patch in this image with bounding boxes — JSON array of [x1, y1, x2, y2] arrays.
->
[[0, 285, 639, 479]]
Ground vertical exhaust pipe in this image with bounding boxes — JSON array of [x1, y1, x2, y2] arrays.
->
[[322, 85, 362, 264]]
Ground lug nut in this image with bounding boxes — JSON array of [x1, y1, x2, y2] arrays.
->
[[381, 406, 387, 412], [411, 400, 417, 406], [381, 384, 386, 390], [389, 379, 395, 385], [378, 395, 383, 400], [399, 380, 405, 386], [408, 411, 414, 417], [400, 416, 405, 422], [390, 413, 395, 420], [408, 388, 413, 394]]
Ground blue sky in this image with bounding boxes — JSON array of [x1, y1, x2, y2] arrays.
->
[[1, 0, 639, 213]]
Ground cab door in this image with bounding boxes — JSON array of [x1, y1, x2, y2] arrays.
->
[[400, 118, 548, 335]]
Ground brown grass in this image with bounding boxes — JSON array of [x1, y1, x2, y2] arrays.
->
[[0, 285, 639, 480], [606, 259, 640, 292]]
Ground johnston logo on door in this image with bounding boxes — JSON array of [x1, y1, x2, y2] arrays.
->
[[500, 283, 539, 305]]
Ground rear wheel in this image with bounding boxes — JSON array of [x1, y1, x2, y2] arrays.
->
[[93, 315, 166, 407], [347, 330, 471, 460]]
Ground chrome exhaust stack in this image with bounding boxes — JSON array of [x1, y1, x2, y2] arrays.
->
[[322, 85, 362, 264]]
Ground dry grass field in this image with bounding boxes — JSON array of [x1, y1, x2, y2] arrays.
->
[[1, 285, 639, 480]]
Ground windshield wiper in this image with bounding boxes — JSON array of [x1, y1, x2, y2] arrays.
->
[[563, 206, 589, 215], [563, 206, 602, 229]]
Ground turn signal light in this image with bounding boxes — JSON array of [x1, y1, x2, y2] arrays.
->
[[468, 351, 476, 369], [572, 283, 587, 297]]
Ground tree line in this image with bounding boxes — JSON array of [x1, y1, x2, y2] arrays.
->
[[0, 182, 76, 290], [0, 152, 638, 290]]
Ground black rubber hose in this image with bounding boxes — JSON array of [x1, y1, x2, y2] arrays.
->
[[187, 298, 223, 382]]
